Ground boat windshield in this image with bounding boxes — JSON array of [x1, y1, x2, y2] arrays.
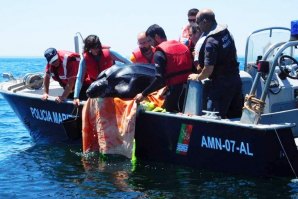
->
[[244, 27, 291, 69]]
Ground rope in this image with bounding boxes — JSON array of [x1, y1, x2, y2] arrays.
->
[[274, 128, 298, 179], [243, 94, 265, 114]]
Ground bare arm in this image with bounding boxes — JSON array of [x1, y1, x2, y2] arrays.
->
[[41, 74, 50, 100], [61, 77, 76, 99], [110, 50, 131, 64], [188, 65, 214, 81]]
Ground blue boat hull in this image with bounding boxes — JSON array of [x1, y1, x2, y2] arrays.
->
[[135, 111, 298, 177], [1, 92, 83, 144]]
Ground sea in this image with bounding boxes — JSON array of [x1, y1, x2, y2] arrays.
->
[[1, 57, 298, 199]]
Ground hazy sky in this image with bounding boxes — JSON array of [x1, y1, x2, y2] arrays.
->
[[0, 0, 296, 57]]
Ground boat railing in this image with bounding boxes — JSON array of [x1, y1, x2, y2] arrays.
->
[[244, 27, 291, 70], [260, 41, 298, 101]]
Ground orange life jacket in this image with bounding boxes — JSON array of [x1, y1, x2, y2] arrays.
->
[[156, 40, 192, 86], [132, 47, 155, 64], [83, 49, 114, 85]]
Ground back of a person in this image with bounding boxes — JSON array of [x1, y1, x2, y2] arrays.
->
[[204, 29, 239, 80], [157, 40, 192, 86]]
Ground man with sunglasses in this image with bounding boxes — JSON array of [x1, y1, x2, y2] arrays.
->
[[42, 48, 80, 103], [179, 8, 199, 45], [188, 9, 243, 119]]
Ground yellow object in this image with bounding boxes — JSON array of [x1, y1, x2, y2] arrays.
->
[[142, 101, 155, 111], [152, 107, 164, 112]]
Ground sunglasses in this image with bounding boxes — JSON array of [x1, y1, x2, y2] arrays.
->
[[188, 18, 196, 23]]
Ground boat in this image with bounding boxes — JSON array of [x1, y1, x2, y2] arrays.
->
[[1, 24, 298, 177], [134, 26, 298, 177], [0, 73, 84, 143]]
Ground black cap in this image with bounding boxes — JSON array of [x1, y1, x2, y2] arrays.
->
[[44, 48, 58, 64]]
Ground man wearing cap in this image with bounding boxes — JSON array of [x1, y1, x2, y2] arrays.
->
[[42, 48, 80, 103]]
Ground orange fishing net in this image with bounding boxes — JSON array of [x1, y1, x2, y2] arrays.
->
[[82, 88, 165, 158]]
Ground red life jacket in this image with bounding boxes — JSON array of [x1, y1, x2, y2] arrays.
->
[[132, 47, 155, 63], [156, 40, 192, 86], [50, 50, 80, 87], [83, 49, 114, 85]]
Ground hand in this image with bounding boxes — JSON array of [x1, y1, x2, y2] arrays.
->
[[73, 98, 80, 107], [41, 93, 49, 101], [55, 96, 65, 103], [188, 74, 199, 81], [135, 93, 145, 104]]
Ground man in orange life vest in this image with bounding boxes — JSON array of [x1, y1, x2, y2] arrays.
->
[[42, 48, 80, 103], [130, 32, 154, 63], [135, 24, 193, 112]]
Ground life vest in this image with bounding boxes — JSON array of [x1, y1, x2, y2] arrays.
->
[[132, 47, 154, 63], [156, 40, 193, 86], [83, 49, 114, 85], [50, 50, 80, 88], [198, 24, 239, 79]]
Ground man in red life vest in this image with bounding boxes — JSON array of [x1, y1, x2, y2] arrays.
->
[[42, 48, 80, 103], [130, 32, 155, 64], [135, 24, 193, 112]]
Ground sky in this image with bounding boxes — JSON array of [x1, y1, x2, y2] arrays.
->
[[0, 0, 297, 57]]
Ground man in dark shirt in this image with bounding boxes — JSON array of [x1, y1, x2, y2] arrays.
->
[[135, 24, 193, 112], [188, 9, 243, 118]]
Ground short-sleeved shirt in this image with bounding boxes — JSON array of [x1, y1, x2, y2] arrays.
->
[[45, 54, 79, 87]]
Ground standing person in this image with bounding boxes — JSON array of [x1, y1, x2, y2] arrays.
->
[[188, 9, 243, 118], [135, 24, 193, 112], [179, 8, 199, 45], [42, 48, 80, 103], [73, 35, 130, 105], [130, 32, 155, 63]]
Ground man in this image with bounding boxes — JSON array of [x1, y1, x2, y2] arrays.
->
[[130, 32, 154, 63], [179, 8, 199, 45], [42, 48, 80, 103], [188, 9, 243, 118], [135, 24, 193, 112]]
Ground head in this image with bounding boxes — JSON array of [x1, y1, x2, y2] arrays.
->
[[189, 23, 201, 44], [86, 78, 109, 98], [83, 35, 102, 56], [137, 32, 152, 54], [146, 24, 167, 47], [187, 8, 199, 24], [44, 48, 59, 67], [196, 8, 216, 33]]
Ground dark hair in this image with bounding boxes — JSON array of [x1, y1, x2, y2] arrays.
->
[[83, 35, 102, 53], [146, 24, 167, 40], [188, 8, 199, 17]]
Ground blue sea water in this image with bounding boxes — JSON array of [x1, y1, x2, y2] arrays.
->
[[1, 57, 298, 198]]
